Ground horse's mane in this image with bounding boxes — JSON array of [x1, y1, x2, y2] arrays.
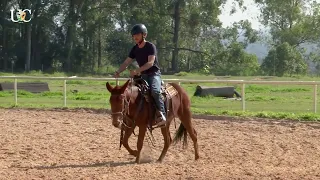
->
[[125, 83, 141, 104]]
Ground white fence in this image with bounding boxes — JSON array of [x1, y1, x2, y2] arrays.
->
[[0, 76, 319, 113]]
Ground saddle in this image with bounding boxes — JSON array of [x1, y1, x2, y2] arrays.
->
[[132, 76, 177, 101], [131, 75, 178, 125]]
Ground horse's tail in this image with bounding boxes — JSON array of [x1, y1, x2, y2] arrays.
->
[[170, 82, 185, 118], [170, 82, 189, 148], [179, 83, 184, 115], [173, 123, 188, 149]]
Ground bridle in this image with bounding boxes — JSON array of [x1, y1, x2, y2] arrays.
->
[[110, 77, 157, 149], [110, 78, 134, 129]]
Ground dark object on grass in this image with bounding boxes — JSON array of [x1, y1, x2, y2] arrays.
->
[[0, 82, 50, 93], [194, 85, 241, 98]]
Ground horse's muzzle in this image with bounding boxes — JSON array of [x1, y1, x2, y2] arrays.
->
[[112, 118, 122, 129]]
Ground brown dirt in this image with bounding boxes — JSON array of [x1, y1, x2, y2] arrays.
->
[[0, 108, 320, 180]]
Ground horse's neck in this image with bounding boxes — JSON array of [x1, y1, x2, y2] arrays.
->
[[126, 86, 140, 104], [126, 86, 144, 115]]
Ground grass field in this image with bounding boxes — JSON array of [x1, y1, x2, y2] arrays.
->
[[1, 71, 320, 121]]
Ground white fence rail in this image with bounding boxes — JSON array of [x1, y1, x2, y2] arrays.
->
[[0, 76, 319, 113]]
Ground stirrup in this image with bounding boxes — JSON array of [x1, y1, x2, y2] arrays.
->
[[153, 120, 166, 128], [153, 114, 167, 128]]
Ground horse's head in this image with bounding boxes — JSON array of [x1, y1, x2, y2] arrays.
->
[[106, 80, 130, 129]]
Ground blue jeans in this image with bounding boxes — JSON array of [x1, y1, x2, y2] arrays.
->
[[141, 74, 166, 120]]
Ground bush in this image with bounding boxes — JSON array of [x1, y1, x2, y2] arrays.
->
[[174, 71, 188, 76]]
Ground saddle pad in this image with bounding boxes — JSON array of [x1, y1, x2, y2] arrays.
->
[[164, 83, 178, 99]]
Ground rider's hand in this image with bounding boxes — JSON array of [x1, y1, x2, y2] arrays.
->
[[130, 70, 137, 78]]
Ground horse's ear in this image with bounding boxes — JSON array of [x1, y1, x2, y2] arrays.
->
[[106, 82, 113, 92], [120, 80, 130, 94]]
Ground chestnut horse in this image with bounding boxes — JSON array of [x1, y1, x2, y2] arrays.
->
[[106, 77, 199, 163]]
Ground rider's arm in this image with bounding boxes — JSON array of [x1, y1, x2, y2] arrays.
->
[[136, 55, 154, 74], [116, 57, 133, 74]]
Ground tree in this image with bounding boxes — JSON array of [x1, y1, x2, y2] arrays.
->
[[261, 42, 307, 76], [64, 0, 86, 72], [121, 0, 247, 73], [0, 0, 263, 76], [195, 19, 259, 75], [256, 0, 320, 76]]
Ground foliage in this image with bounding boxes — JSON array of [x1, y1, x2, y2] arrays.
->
[[0, 0, 260, 76], [256, 0, 320, 76], [1, 0, 320, 77], [213, 42, 260, 76], [261, 42, 307, 76]]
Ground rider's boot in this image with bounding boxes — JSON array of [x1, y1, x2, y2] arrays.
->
[[153, 110, 166, 128]]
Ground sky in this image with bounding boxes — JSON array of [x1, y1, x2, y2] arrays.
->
[[217, 0, 320, 61], [218, 0, 262, 30], [219, 0, 320, 30]]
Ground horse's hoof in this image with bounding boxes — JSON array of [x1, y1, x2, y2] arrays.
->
[[130, 150, 138, 157]]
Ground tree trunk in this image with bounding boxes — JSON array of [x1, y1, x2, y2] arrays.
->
[[25, 0, 31, 72], [65, 0, 86, 72], [83, 20, 88, 67], [171, 0, 182, 73], [83, 21, 88, 50], [194, 85, 236, 98], [2, 27, 8, 71], [88, 35, 92, 70], [98, 22, 102, 68], [65, 0, 75, 72], [92, 35, 95, 72], [31, 0, 41, 70], [1, 0, 8, 70]]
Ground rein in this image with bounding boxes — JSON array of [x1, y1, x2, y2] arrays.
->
[[110, 78, 145, 149], [110, 94, 133, 128]]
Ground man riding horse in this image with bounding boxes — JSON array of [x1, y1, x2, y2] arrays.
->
[[113, 24, 167, 128]]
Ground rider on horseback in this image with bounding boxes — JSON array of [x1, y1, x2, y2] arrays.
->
[[113, 24, 167, 128]]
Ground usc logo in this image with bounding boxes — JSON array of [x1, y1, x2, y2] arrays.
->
[[10, 9, 32, 23]]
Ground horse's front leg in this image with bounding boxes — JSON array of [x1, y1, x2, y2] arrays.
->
[[122, 126, 138, 157], [135, 125, 147, 164]]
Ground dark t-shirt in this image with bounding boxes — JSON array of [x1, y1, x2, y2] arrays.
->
[[128, 41, 161, 75]]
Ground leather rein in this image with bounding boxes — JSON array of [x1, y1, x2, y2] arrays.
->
[[109, 78, 149, 149], [110, 78, 144, 129]]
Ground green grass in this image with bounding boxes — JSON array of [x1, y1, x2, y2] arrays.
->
[[1, 71, 320, 121]]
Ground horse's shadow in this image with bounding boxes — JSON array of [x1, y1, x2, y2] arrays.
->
[[22, 161, 137, 170]]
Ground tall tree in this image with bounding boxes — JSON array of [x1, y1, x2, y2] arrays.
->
[[0, 0, 12, 70], [64, 0, 86, 72], [0, 0, 267, 76], [256, 0, 320, 76], [255, 0, 320, 46], [25, 0, 31, 72]]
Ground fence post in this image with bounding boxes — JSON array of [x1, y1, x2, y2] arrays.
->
[[314, 84, 317, 113], [178, 82, 181, 85], [63, 80, 67, 107], [241, 83, 246, 111], [14, 78, 17, 106]]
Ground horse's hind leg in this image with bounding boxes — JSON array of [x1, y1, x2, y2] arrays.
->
[[178, 108, 200, 160], [157, 120, 172, 162]]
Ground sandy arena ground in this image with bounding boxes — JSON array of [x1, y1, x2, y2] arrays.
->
[[0, 108, 320, 179]]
